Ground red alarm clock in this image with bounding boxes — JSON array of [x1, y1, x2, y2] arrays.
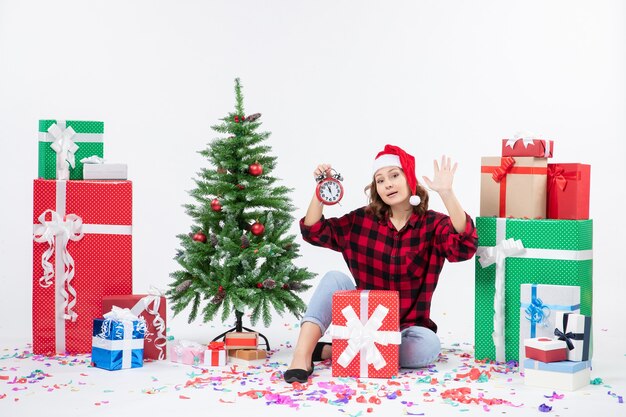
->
[[315, 169, 344, 205]]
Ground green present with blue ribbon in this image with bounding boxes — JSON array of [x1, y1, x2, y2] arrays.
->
[[91, 307, 145, 371], [38, 119, 104, 180], [474, 217, 592, 363]]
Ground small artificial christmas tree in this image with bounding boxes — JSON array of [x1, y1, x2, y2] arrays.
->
[[168, 79, 315, 341]]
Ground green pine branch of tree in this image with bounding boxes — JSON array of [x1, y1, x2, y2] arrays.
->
[[167, 78, 315, 329]]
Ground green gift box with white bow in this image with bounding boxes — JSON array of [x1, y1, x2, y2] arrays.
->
[[38, 119, 104, 180], [474, 217, 593, 363]]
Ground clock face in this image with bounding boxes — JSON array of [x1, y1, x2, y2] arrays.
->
[[317, 179, 343, 205]]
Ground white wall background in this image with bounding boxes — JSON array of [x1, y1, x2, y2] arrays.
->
[[0, 0, 624, 345]]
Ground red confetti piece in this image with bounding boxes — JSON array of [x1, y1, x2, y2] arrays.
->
[[0, 375, 9, 380], [179, 395, 191, 400]]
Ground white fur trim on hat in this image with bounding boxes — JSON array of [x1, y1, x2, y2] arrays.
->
[[372, 154, 402, 176]]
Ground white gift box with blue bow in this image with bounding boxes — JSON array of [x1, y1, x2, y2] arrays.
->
[[92, 307, 146, 371]]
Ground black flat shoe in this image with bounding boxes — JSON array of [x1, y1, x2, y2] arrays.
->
[[312, 342, 332, 362], [284, 362, 314, 384]]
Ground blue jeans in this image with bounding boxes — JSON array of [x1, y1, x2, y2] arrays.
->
[[302, 270, 441, 369]]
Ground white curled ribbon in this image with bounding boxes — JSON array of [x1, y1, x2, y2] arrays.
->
[[331, 304, 401, 372], [505, 132, 537, 149], [80, 155, 105, 164], [48, 121, 79, 180], [130, 291, 167, 360], [476, 238, 526, 362], [33, 209, 84, 321]]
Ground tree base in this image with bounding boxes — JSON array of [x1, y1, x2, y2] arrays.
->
[[211, 310, 270, 350]]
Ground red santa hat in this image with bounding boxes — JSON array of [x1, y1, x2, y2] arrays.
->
[[372, 144, 421, 206]]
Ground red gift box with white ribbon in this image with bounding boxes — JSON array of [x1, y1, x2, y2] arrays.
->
[[330, 290, 401, 378], [102, 294, 167, 360], [32, 179, 132, 354], [501, 137, 554, 158]]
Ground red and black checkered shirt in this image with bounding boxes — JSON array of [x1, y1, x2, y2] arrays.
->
[[300, 208, 478, 332]]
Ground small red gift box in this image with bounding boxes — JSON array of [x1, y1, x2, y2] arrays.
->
[[32, 179, 132, 354], [547, 163, 591, 220], [330, 290, 401, 378], [102, 294, 167, 360], [224, 332, 258, 349], [502, 138, 554, 158], [524, 337, 568, 363]]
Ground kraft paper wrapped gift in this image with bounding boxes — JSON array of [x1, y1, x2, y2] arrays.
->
[[91, 308, 145, 371], [519, 284, 581, 369], [523, 359, 590, 391], [524, 337, 568, 363], [474, 217, 592, 363], [224, 332, 258, 350], [169, 340, 205, 366], [554, 312, 591, 362], [501, 137, 554, 158], [547, 163, 591, 220], [204, 342, 227, 366], [228, 349, 267, 361], [102, 294, 167, 360], [480, 156, 548, 218], [38, 120, 104, 180], [32, 179, 133, 354], [330, 290, 401, 378]]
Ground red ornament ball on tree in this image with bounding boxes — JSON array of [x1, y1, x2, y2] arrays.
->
[[248, 161, 263, 176], [211, 198, 222, 212], [218, 286, 224, 292], [193, 232, 207, 243], [250, 221, 265, 236], [256, 282, 263, 288]]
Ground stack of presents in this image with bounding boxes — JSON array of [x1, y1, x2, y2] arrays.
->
[[31, 119, 263, 371], [475, 134, 592, 390]]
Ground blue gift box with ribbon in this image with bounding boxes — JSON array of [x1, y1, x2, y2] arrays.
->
[[91, 307, 145, 371]]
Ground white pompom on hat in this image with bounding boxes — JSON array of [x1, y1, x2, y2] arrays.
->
[[372, 144, 421, 206]]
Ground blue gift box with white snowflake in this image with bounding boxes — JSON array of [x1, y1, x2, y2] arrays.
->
[[91, 307, 146, 371]]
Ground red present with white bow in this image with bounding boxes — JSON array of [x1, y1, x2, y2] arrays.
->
[[524, 337, 568, 363], [330, 290, 401, 378], [501, 134, 554, 158], [204, 341, 227, 366], [102, 294, 167, 360], [32, 179, 132, 354]]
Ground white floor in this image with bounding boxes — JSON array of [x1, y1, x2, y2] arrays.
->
[[1, 321, 624, 417]]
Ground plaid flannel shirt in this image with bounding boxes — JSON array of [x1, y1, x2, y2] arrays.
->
[[300, 207, 478, 332]]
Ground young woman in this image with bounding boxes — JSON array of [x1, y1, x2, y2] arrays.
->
[[284, 144, 478, 384]]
